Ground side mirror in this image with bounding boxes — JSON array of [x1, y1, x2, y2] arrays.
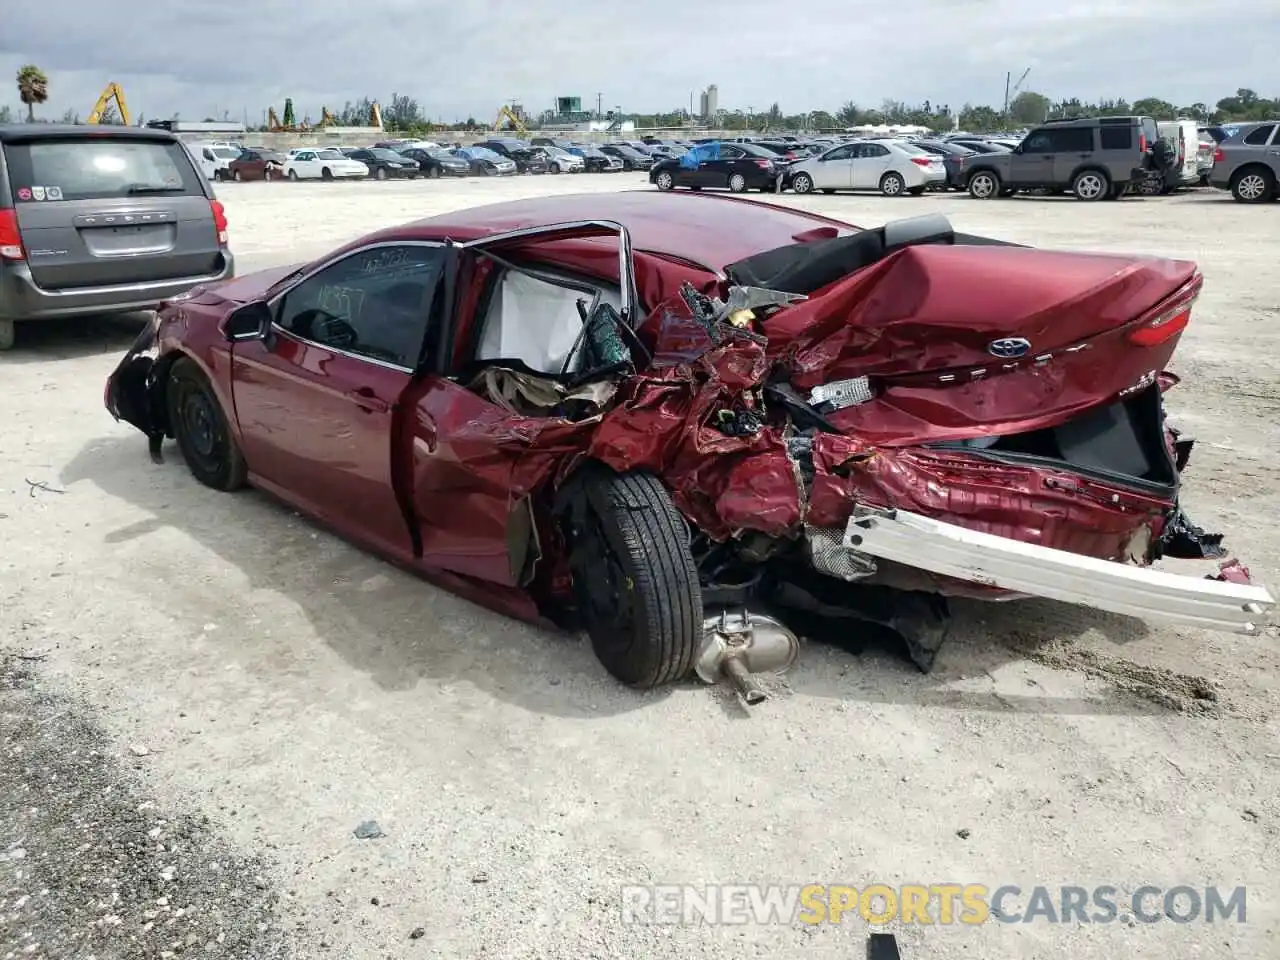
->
[[224, 300, 273, 342]]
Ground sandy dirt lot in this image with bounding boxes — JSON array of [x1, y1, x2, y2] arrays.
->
[[2, 173, 1278, 959]]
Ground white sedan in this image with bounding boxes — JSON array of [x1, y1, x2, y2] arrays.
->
[[788, 139, 947, 197], [282, 148, 369, 181]]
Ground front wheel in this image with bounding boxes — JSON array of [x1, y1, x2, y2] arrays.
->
[[791, 172, 814, 194], [879, 171, 906, 196], [967, 170, 1000, 199], [727, 172, 748, 193], [654, 170, 675, 191], [374, 167, 387, 181], [429, 165, 441, 179], [0, 318, 14, 351], [321, 168, 334, 181], [550, 162, 561, 174], [563, 467, 702, 689], [166, 357, 248, 492], [287, 169, 299, 181]]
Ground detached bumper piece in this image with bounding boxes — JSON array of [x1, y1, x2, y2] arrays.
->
[[104, 316, 166, 463], [845, 509, 1273, 635]]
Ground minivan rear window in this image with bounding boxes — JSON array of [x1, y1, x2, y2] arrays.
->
[[3, 137, 203, 202]]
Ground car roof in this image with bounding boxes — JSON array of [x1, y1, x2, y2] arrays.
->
[[0, 123, 179, 144], [366, 191, 858, 267]]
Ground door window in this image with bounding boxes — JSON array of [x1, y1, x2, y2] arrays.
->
[[1243, 124, 1276, 145], [275, 244, 446, 369], [719, 145, 745, 159], [1021, 131, 1054, 153], [857, 144, 890, 158], [820, 145, 855, 161]]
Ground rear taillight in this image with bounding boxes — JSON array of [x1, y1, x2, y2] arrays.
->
[[210, 199, 228, 246], [1129, 282, 1200, 346], [753, 159, 771, 169], [0, 209, 24, 261], [910, 157, 932, 167], [1139, 134, 1148, 152], [1213, 147, 1225, 163]]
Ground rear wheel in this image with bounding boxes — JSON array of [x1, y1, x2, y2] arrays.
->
[[550, 162, 561, 174], [791, 172, 814, 194], [1072, 169, 1109, 200], [429, 165, 441, 178], [879, 171, 906, 196], [563, 467, 702, 689], [655, 170, 675, 191], [0, 318, 14, 351], [233, 169, 243, 182], [166, 357, 247, 492], [968, 170, 1000, 199], [1232, 167, 1275, 203], [728, 172, 748, 193]]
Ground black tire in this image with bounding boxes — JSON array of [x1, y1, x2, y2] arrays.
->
[[321, 167, 333, 181], [1231, 166, 1275, 203], [429, 165, 441, 178], [727, 172, 748, 193], [550, 162, 561, 174], [879, 171, 906, 196], [212, 170, 223, 182], [564, 467, 702, 689], [287, 169, 299, 181], [968, 170, 1000, 199], [1071, 169, 1109, 201], [791, 172, 814, 194], [233, 169, 243, 182], [374, 167, 387, 181], [166, 357, 247, 492], [654, 169, 675, 191]]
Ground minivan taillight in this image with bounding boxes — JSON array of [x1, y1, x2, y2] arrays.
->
[[0, 209, 24, 261], [210, 199, 228, 246]]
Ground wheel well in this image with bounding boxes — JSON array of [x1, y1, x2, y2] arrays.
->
[[150, 349, 190, 438], [968, 167, 1000, 184], [1070, 165, 1111, 185], [1231, 162, 1275, 184], [880, 169, 903, 181]]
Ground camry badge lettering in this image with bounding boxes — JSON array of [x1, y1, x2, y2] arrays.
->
[[987, 337, 1032, 358]]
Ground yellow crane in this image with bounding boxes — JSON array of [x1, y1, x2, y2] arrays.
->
[[87, 82, 130, 125], [494, 104, 527, 136]]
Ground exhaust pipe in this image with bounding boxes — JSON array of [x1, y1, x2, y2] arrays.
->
[[695, 609, 800, 706]]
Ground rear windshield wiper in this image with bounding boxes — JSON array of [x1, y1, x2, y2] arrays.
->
[[125, 184, 186, 194]]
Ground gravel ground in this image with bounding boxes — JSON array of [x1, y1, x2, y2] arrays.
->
[[1, 174, 1278, 959]]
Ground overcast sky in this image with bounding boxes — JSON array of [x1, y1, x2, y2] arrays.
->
[[1, 1, 1273, 124]]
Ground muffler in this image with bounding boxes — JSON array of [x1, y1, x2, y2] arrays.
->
[[695, 609, 800, 706]]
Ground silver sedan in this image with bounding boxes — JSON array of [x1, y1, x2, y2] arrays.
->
[[788, 139, 947, 197]]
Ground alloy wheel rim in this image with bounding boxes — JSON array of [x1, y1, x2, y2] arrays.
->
[[1239, 175, 1266, 200]]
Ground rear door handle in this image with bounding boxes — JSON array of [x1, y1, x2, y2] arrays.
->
[[346, 386, 390, 413]]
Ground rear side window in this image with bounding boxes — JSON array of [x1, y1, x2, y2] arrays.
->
[[1047, 128, 1094, 152], [1100, 127, 1132, 150], [3, 137, 203, 202], [1243, 124, 1276, 145]]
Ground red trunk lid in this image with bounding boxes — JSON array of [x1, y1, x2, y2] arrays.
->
[[762, 244, 1200, 446]]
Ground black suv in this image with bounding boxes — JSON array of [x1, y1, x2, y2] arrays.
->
[[964, 116, 1160, 200]]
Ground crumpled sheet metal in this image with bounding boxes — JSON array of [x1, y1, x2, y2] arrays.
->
[[415, 257, 1192, 567]]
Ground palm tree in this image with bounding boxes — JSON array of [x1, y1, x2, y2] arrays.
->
[[17, 65, 48, 122]]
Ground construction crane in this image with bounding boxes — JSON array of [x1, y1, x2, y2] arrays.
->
[[1002, 67, 1031, 118], [493, 103, 527, 136], [87, 83, 130, 125]]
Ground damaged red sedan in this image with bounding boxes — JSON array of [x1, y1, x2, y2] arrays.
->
[[105, 191, 1274, 702]]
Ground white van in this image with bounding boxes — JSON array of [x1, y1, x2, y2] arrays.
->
[[1156, 120, 1202, 187], [186, 142, 241, 181]]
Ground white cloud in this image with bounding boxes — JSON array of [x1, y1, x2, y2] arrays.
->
[[0, 0, 1273, 122]]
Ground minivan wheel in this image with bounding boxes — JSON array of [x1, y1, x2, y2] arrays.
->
[[728, 173, 748, 193], [0, 319, 14, 351], [655, 170, 675, 191], [374, 167, 387, 181], [1072, 170, 1109, 200], [879, 171, 906, 196], [968, 171, 1000, 199], [1232, 168, 1275, 203], [791, 172, 814, 194], [166, 358, 248, 492]]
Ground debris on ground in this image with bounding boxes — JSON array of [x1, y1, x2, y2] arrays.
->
[[352, 821, 384, 840]]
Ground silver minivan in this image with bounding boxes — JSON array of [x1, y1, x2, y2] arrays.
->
[[0, 124, 234, 349]]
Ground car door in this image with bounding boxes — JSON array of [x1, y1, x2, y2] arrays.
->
[[1047, 126, 1096, 184], [230, 242, 446, 559], [406, 220, 639, 587], [850, 143, 891, 189], [704, 144, 745, 186], [1010, 130, 1055, 184], [291, 151, 315, 178], [812, 144, 855, 189]]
